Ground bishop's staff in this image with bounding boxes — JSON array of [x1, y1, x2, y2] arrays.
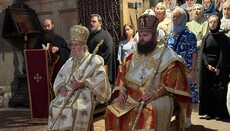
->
[[48, 39, 104, 131], [131, 42, 168, 131]]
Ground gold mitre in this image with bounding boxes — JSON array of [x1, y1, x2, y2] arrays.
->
[[70, 25, 89, 44], [137, 14, 159, 33]]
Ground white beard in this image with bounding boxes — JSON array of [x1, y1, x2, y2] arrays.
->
[[71, 50, 84, 61]]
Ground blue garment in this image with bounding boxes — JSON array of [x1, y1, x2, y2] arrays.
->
[[168, 29, 199, 103], [168, 29, 197, 69], [117, 39, 135, 61], [190, 81, 199, 103]]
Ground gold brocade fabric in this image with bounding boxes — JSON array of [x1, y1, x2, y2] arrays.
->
[[48, 51, 111, 131], [107, 43, 191, 131]]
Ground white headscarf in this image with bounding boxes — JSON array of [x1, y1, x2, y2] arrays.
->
[[220, 1, 230, 37], [167, 0, 178, 10], [192, 4, 205, 21], [181, 0, 197, 11], [172, 7, 188, 33]]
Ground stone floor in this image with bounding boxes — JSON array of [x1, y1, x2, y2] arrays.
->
[[0, 107, 229, 131]]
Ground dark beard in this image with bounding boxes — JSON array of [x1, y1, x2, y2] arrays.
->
[[137, 38, 156, 54], [43, 30, 56, 43]]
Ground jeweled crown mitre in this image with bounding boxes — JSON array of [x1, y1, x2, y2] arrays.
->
[[70, 25, 89, 44], [137, 14, 159, 33]]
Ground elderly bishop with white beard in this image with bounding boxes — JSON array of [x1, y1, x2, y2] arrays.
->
[[48, 25, 111, 131]]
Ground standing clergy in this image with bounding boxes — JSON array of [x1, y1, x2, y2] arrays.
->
[[48, 25, 111, 130], [106, 14, 192, 131], [34, 19, 70, 99], [87, 14, 117, 85], [34, 19, 70, 66]]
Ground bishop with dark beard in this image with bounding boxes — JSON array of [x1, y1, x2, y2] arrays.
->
[[106, 14, 192, 131]]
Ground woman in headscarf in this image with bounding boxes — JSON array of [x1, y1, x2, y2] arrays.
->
[[199, 15, 230, 120], [187, 4, 208, 49], [203, 0, 219, 20], [181, 0, 197, 20], [167, 7, 198, 128], [220, 0, 230, 39], [215, 0, 227, 18], [166, 0, 178, 18], [187, 3, 209, 79]]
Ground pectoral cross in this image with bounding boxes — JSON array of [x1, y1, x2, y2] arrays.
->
[[139, 68, 146, 83]]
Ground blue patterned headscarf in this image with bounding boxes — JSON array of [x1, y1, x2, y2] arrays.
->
[[203, 0, 215, 14], [172, 7, 188, 33]]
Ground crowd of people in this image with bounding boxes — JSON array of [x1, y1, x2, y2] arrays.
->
[[30, 0, 230, 130], [116, 1, 230, 129]]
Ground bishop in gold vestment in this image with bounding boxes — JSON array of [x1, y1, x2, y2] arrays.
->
[[106, 14, 191, 131]]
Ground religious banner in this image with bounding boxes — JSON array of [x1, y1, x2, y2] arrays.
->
[[24, 49, 50, 123]]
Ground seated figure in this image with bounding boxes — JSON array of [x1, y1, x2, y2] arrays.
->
[[106, 14, 192, 131], [48, 25, 111, 130]]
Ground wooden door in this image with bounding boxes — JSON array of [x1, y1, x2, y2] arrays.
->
[[25, 0, 78, 42], [121, 0, 150, 33]]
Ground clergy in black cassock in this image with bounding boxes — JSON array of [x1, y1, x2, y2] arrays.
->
[[34, 19, 70, 93], [87, 14, 117, 86], [34, 19, 70, 66]]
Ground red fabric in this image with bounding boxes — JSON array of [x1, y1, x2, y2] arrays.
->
[[177, 95, 192, 103], [113, 52, 134, 98], [24, 49, 50, 120], [107, 53, 192, 130], [162, 61, 192, 103]]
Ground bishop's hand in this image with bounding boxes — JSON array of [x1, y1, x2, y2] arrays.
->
[[117, 90, 128, 106], [70, 78, 84, 91], [59, 85, 68, 97], [141, 92, 157, 103]]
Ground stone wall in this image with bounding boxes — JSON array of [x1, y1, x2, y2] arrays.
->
[[0, 0, 12, 11], [0, 0, 78, 108], [0, 0, 22, 108]]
